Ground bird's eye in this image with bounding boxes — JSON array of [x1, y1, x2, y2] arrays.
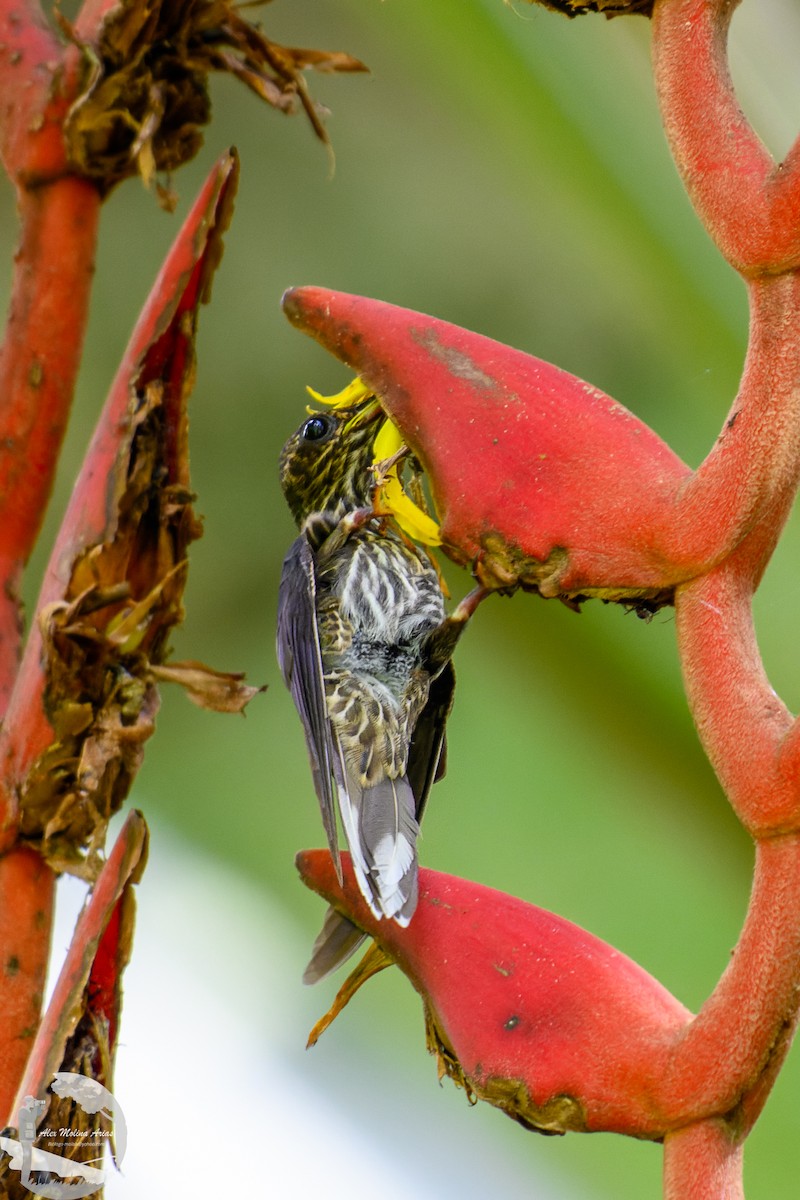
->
[[300, 414, 335, 443]]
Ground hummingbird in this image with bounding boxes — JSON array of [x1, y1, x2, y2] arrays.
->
[[277, 382, 482, 981]]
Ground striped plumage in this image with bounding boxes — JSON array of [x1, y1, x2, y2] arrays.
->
[[278, 398, 382, 527], [277, 396, 465, 980]]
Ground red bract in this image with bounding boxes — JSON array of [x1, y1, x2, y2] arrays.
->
[[283, 286, 692, 605], [297, 851, 693, 1138], [15, 811, 147, 1110], [283, 261, 800, 615]]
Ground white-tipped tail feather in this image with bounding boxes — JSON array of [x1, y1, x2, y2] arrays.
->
[[302, 777, 419, 985], [338, 775, 420, 925]]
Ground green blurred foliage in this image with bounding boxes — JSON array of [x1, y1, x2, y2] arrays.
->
[[4, 0, 800, 1194]]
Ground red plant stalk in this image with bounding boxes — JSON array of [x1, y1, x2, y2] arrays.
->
[[0, 0, 101, 1120], [0, 848, 54, 1121], [653, 2, 800, 1179], [660, 834, 800, 1128], [663, 1122, 744, 1200], [651, 0, 800, 582], [0, 2, 101, 705], [652, 0, 800, 275]]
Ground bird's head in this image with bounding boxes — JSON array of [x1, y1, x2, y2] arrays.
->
[[280, 377, 442, 546], [279, 384, 384, 525]]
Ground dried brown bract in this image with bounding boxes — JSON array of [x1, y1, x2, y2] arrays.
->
[[521, 0, 652, 16], [20, 378, 201, 877], [63, 0, 368, 199]]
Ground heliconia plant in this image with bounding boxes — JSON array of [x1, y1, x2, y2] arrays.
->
[[288, 1, 800, 1196], [0, 0, 364, 1189]]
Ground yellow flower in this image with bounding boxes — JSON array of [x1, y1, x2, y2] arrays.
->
[[372, 419, 441, 547], [305, 377, 374, 411]]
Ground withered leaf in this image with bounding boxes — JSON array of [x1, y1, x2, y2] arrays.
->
[[64, 0, 369, 198], [522, 0, 651, 13], [150, 660, 266, 713], [280, 47, 369, 74]]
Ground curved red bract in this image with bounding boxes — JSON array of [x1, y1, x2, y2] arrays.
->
[[297, 849, 693, 1138], [283, 286, 693, 604]]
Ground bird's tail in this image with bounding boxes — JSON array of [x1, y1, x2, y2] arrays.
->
[[339, 775, 420, 926]]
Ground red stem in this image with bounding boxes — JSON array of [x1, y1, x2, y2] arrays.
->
[[674, 564, 794, 833], [663, 1122, 744, 1200], [661, 837, 800, 1121], [652, 0, 800, 274], [0, 178, 100, 690], [666, 275, 800, 583], [0, 3, 101, 708], [0, 847, 54, 1120], [0, 0, 99, 1122]]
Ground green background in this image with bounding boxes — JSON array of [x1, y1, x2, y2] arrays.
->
[[5, 0, 800, 1194]]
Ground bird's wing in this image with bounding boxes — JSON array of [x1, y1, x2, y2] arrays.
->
[[302, 906, 367, 985], [277, 532, 341, 878], [406, 659, 456, 822]]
